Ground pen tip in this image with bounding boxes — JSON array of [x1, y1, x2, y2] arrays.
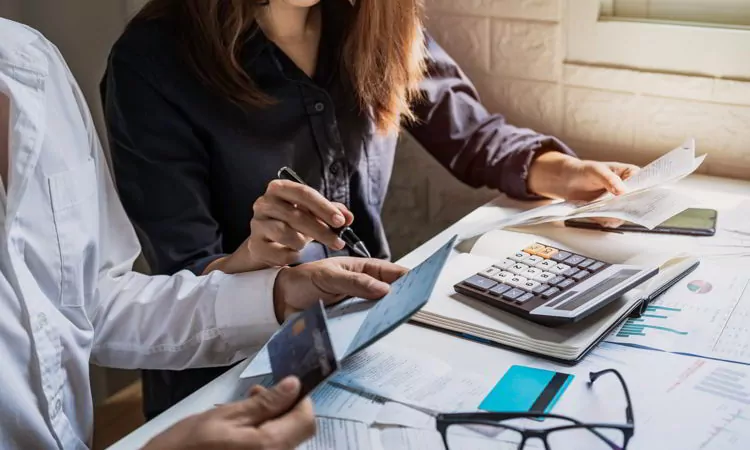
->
[[354, 242, 371, 259]]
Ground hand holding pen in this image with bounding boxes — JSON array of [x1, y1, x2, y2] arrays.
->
[[202, 167, 371, 274], [277, 167, 371, 258]]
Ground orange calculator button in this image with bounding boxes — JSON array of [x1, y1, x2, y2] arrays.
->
[[524, 243, 547, 256], [538, 247, 559, 259]]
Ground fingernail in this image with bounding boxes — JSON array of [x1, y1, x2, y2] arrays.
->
[[335, 238, 346, 250], [333, 214, 345, 226], [279, 377, 298, 393], [372, 281, 390, 296]]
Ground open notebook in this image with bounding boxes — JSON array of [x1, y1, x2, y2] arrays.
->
[[412, 227, 697, 364]]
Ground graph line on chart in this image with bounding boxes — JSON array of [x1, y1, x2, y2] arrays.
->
[[616, 306, 687, 338], [699, 407, 750, 449], [695, 367, 750, 405]]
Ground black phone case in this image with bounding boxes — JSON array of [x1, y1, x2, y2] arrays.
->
[[564, 220, 716, 237]]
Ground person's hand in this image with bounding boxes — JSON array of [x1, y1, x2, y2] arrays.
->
[[273, 257, 408, 321], [528, 151, 640, 228], [206, 180, 355, 274], [142, 377, 315, 450]]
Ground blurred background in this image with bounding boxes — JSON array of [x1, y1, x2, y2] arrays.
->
[[1, 0, 748, 447]]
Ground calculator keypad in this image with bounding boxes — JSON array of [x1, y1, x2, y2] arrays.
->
[[457, 242, 611, 316], [504, 288, 525, 300], [510, 252, 531, 262], [493, 259, 515, 270]]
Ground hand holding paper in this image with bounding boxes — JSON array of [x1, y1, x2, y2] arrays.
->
[[463, 138, 705, 238], [241, 236, 457, 379]]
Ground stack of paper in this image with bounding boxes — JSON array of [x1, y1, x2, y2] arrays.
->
[[299, 341, 750, 449], [462, 138, 706, 239], [605, 261, 750, 364]]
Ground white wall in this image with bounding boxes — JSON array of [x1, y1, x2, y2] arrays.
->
[[381, 0, 750, 257]]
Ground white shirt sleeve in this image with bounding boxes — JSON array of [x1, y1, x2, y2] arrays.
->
[[58, 44, 281, 370]]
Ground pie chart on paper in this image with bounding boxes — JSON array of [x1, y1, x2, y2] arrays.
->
[[687, 280, 712, 294]]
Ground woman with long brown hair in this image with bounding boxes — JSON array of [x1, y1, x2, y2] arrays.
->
[[101, 0, 638, 419]]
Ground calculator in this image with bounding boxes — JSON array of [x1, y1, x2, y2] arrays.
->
[[453, 243, 659, 326]]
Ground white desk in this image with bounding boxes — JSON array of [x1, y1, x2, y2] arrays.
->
[[110, 174, 750, 449]]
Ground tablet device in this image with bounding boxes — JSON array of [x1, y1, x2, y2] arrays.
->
[[565, 208, 717, 236]]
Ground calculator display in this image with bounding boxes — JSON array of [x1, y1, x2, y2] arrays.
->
[[554, 269, 641, 311]]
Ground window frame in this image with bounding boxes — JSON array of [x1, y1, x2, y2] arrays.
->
[[567, 0, 750, 78], [603, 0, 750, 27]]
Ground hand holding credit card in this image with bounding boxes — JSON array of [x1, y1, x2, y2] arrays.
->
[[268, 300, 340, 400], [241, 235, 457, 379]]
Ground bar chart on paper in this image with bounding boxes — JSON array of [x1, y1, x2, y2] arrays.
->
[[616, 306, 687, 338], [606, 262, 750, 365], [695, 366, 750, 405], [636, 361, 750, 450]]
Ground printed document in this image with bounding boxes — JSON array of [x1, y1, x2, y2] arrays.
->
[[311, 384, 383, 424], [461, 138, 705, 238], [606, 262, 750, 364], [298, 418, 374, 450], [331, 342, 495, 413]]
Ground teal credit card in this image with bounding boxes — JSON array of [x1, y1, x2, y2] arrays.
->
[[480, 365, 574, 413]]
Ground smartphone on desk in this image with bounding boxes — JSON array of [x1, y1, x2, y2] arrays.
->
[[564, 207, 718, 237]]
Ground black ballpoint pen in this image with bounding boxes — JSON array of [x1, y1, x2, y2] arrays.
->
[[277, 167, 372, 258]]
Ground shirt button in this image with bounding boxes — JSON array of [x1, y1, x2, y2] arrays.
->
[[314, 102, 325, 112], [53, 398, 62, 416], [330, 161, 341, 175], [38, 313, 47, 327]]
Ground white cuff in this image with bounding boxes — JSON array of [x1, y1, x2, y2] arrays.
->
[[215, 268, 282, 349]]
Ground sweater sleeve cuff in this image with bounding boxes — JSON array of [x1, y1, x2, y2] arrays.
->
[[214, 268, 282, 349], [503, 136, 577, 200]]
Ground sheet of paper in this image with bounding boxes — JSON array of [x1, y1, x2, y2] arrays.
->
[[526, 342, 750, 450], [240, 236, 455, 379], [567, 186, 695, 228], [631, 357, 750, 450], [720, 199, 750, 236], [460, 139, 705, 237], [374, 401, 436, 429], [498, 186, 695, 230], [605, 262, 750, 364], [332, 342, 495, 413], [374, 428, 522, 450], [311, 383, 384, 424], [298, 418, 374, 450], [622, 138, 701, 193]]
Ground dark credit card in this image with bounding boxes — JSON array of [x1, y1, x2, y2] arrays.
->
[[268, 300, 339, 399]]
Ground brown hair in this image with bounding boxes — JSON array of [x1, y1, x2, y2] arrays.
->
[[132, 0, 426, 133]]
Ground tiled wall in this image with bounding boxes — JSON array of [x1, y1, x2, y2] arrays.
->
[[382, 0, 750, 258]]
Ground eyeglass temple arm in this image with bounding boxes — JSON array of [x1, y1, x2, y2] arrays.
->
[[589, 369, 635, 425]]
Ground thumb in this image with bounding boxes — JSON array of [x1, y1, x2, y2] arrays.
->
[[322, 269, 391, 304], [228, 376, 301, 425], [590, 163, 628, 196]]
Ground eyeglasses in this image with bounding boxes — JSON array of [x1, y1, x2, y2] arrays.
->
[[435, 369, 634, 450]]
